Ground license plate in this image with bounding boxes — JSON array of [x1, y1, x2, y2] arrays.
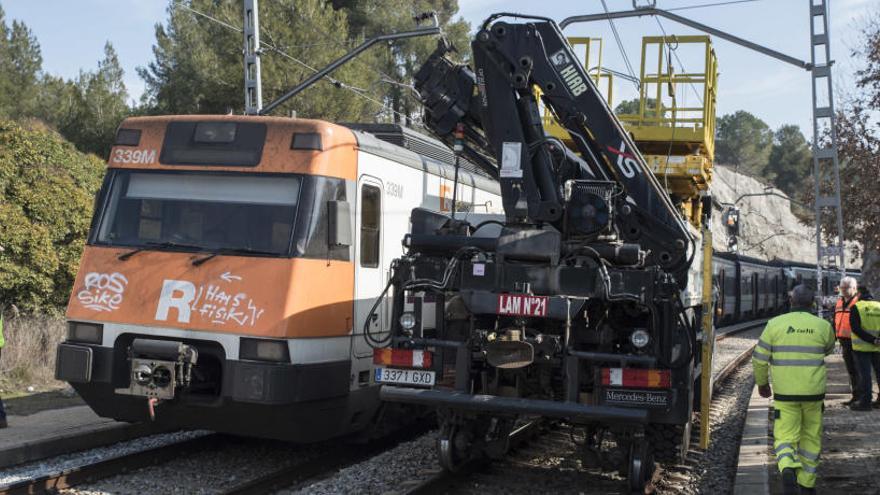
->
[[497, 293, 548, 317], [375, 367, 436, 387]]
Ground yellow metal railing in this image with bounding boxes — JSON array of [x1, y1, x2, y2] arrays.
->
[[539, 34, 718, 227], [617, 35, 718, 160]]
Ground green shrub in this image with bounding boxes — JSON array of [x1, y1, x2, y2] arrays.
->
[[0, 119, 104, 312]]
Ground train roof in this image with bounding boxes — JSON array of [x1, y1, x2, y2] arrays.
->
[[344, 123, 500, 194], [713, 250, 861, 276], [109, 115, 500, 194]]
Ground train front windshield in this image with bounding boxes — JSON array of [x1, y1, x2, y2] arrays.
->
[[94, 170, 300, 255]]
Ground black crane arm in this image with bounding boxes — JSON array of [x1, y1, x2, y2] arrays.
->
[[414, 15, 693, 277]]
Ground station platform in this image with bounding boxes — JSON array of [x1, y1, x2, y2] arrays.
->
[[0, 401, 163, 468], [735, 352, 880, 494]]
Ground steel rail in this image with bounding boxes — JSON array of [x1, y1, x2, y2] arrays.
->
[[0, 433, 222, 495], [218, 425, 431, 495], [715, 318, 767, 341], [404, 421, 541, 495]]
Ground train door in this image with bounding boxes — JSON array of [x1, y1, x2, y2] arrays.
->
[[352, 176, 385, 365], [752, 272, 759, 316]]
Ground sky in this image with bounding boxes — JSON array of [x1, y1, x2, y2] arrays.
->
[[2, 0, 876, 134]]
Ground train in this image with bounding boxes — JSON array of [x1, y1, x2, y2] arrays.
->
[[55, 116, 502, 442], [54, 115, 855, 443], [713, 252, 859, 326]]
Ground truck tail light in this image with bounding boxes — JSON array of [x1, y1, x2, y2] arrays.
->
[[373, 348, 433, 369], [601, 368, 671, 389]]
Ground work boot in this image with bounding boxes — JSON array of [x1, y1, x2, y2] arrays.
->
[[0, 418, 7, 429], [782, 468, 798, 495], [849, 402, 872, 411], [800, 486, 817, 495]]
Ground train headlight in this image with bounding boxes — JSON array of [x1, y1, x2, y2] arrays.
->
[[630, 329, 650, 349], [399, 312, 417, 331], [67, 322, 104, 344], [240, 338, 291, 363]]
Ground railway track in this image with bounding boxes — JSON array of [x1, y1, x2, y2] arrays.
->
[[0, 321, 767, 495], [0, 433, 221, 495], [399, 319, 766, 495], [0, 424, 430, 495]]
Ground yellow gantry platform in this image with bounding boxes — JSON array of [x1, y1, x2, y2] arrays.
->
[[543, 35, 718, 228]]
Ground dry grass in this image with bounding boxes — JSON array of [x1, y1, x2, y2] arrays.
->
[[1, 315, 67, 392]]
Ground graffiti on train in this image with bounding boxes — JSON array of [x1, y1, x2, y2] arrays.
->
[[77, 272, 129, 312], [154, 272, 265, 327]]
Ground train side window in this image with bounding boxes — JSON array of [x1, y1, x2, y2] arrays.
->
[[360, 184, 381, 268]]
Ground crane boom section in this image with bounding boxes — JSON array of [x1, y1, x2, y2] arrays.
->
[[415, 16, 692, 279]]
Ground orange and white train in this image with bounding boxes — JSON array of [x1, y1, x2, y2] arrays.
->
[[55, 115, 501, 441]]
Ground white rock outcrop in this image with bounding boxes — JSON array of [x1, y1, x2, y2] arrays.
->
[[708, 164, 859, 268]]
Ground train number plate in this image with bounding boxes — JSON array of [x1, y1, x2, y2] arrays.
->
[[375, 367, 436, 387], [497, 293, 548, 317]]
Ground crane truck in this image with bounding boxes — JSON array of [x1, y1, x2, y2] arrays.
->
[[370, 14, 709, 491]]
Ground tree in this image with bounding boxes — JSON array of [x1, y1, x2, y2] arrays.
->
[[0, 119, 104, 312], [330, 0, 471, 125], [138, 0, 378, 121], [614, 97, 662, 118], [714, 110, 773, 176], [58, 43, 130, 157], [0, 7, 43, 118], [765, 124, 812, 197]]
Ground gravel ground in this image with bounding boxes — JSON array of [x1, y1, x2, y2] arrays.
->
[[0, 430, 210, 487], [657, 365, 755, 494], [280, 433, 439, 495], [62, 435, 326, 495], [713, 326, 761, 375]]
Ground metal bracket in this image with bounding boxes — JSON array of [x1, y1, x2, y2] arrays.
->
[[560, 7, 811, 70], [260, 14, 441, 115]]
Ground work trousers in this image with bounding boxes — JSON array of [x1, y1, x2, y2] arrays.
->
[[852, 350, 880, 407], [773, 401, 823, 489], [838, 338, 861, 399]]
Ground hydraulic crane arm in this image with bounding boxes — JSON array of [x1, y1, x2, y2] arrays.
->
[[415, 14, 693, 277]]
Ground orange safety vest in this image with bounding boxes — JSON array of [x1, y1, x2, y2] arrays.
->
[[834, 295, 859, 338]]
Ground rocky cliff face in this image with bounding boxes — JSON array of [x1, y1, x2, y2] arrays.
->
[[708, 164, 860, 268]]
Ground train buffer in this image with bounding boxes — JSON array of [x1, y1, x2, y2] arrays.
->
[[734, 352, 880, 493]]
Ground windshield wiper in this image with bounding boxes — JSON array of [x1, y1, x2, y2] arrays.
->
[[192, 247, 280, 266], [118, 241, 207, 261]]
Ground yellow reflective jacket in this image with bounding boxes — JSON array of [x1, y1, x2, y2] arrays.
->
[[852, 300, 880, 352], [0, 312, 4, 349], [752, 311, 835, 401]]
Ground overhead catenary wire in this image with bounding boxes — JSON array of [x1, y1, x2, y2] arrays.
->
[[288, 8, 416, 92], [600, 0, 640, 93], [172, 1, 414, 122], [666, 0, 762, 12]]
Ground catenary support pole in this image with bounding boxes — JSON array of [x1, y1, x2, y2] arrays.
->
[[699, 225, 714, 449], [243, 0, 262, 115]]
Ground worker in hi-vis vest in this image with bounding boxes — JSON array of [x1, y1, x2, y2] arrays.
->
[[0, 307, 6, 428], [848, 291, 880, 411], [752, 285, 835, 495], [833, 277, 861, 404]]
